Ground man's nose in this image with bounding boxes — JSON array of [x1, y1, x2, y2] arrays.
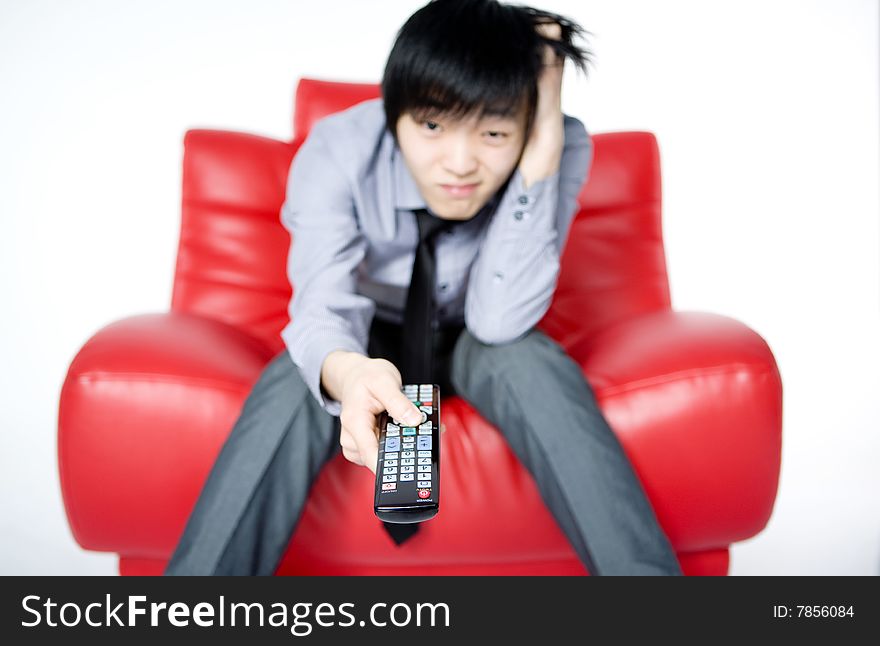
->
[[443, 138, 478, 177]]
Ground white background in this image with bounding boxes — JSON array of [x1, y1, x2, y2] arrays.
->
[[1, 0, 877, 575]]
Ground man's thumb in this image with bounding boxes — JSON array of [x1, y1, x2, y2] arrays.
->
[[392, 393, 422, 426]]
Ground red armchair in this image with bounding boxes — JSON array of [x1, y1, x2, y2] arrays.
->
[[58, 78, 782, 575]]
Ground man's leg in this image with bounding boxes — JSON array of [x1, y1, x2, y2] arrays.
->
[[450, 326, 682, 575], [164, 348, 340, 575]]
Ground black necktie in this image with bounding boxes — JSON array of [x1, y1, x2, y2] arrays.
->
[[401, 208, 457, 384], [381, 208, 457, 546]]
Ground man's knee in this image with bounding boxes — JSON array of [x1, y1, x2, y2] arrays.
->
[[238, 349, 337, 445], [451, 325, 562, 397]]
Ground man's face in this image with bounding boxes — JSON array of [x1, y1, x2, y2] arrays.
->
[[395, 105, 528, 221]]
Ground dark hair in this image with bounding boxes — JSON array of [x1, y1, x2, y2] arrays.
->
[[381, 0, 593, 146]]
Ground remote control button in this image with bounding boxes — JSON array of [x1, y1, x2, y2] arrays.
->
[[383, 467, 397, 475], [418, 427, 432, 435], [418, 489, 431, 499], [400, 473, 414, 481], [417, 437, 432, 450], [384, 460, 398, 467], [383, 475, 397, 483], [418, 465, 431, 472], [385, 438, 400, 452], [402, 451, 415, 458], [387, 423, 399, 431], [417, 457, 431, 465], [386, 429, 400, 437], [401, 458, 415, 466], [384, 452, 399, 461], [418, 451, 431, 458], [417, 480, 432, 488], [400, 466, 414, 473], [419, 406, 433, 415], [382, 483, 396, 491], [402, 427, 416, 436]]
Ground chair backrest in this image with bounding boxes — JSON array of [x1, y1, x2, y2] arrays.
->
[[171, 77, 671, 352]]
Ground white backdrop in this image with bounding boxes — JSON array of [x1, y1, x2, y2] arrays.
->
[[1, 0, 877, 575]]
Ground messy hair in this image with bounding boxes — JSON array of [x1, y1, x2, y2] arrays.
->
[[381, 0, 593, 145]]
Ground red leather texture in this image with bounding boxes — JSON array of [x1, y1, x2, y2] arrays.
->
[[58, 78, 782, 575]]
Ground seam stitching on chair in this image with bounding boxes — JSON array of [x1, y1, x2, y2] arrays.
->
[[597, 363, 774, 398], [75, 372, 256, 395]]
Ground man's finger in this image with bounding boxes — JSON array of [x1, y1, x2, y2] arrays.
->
[[344, 409, 381, 475], [341, 445, 363, 467], [377, 374, 423, 426], [535, 20, 562, 40]]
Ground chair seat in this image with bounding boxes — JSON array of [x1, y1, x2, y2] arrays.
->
[[60, 310, 779, 575]]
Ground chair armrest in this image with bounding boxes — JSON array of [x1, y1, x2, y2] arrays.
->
[[563, 309, 783, 550], [59, 311, 277, 556]]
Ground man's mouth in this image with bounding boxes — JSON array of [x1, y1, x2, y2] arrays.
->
[[440, 183, 479, 198]]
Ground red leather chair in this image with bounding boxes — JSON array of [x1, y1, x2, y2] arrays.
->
[[58, 78, 782, 575]]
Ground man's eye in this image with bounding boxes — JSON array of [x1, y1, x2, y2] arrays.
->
[[486, 131, 508, 139], [421, 120, 441, 132]]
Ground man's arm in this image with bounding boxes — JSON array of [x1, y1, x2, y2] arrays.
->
[[464, 115, 593, 345], [280, 121, 375, 417]]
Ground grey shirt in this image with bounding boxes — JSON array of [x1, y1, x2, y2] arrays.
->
[[279, 97, 593, 416]]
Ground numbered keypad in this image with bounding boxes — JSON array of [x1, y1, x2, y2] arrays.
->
[[378, 383, 437, 497]]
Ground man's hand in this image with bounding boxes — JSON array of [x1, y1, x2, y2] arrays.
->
[[337, 357, 446, 475], [518, 20, 565, 190]]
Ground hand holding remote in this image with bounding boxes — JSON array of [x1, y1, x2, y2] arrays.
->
[[337, 357, 424, 475], [374, 383, 442, 523]]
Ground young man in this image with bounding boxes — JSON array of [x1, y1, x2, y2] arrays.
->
[[165, 0, 682, 576]]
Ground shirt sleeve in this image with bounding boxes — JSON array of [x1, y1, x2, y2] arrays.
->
[[464, 115, 594, 345], [279, 122, 376, 417]]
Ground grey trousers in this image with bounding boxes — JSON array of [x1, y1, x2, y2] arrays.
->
[[164, 324, 682, 576]]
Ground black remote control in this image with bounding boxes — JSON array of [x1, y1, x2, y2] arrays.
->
[[373, 383, 440, 524]]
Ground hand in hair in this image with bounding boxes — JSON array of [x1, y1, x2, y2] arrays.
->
[[518, 20, 565, 190]]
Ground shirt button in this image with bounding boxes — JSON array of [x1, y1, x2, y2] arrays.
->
[[493, 271, 504, 283], [439, 282, 449, 291], [518, 195, 529, 205], [514, 211, 524, 221]]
